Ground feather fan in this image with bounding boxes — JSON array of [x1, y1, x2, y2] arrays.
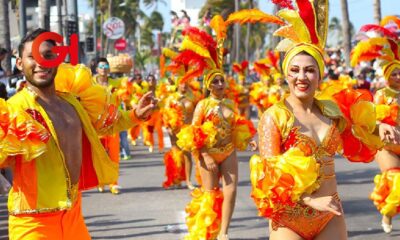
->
[[350, 37, 387, 67], [381, 15, 400, 28], [210, 15, 227, 40], [360, 24, 398, 40], [226, 9, 284, 26]]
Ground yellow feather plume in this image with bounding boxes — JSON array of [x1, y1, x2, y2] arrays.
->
[[273, 25, 300, 43], [350, 37, 388, 67], [381, 15, 400, 28], [225, 9, 284, 26], [277, 9, 311, 44], [210, 15, 227, 40], [275, 38, 295, 52], [179, 36, 211, 59], [162, 48, 178, 59]]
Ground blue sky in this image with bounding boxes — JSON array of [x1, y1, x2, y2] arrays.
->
[[79, 0, 400, 33]]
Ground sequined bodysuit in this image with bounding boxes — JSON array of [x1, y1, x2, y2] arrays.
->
[[258, 99, 344, 240]]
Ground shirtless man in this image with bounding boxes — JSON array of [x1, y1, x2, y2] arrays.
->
[[2, 28, 155, 239]]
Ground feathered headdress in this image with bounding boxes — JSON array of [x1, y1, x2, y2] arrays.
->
[[351, 16, 400, 80], [272, 0, 329, 79], [166, 15, 226, 89], [169, 11, 283, 90]]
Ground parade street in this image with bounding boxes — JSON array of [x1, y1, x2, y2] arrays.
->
[[0, 129, 399, 240]]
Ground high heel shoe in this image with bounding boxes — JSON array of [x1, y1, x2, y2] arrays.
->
[[110, 185, 121, 195], [187, 182, 195, 190], [217, 234, 229, 240], [381, 220, 392, 233]]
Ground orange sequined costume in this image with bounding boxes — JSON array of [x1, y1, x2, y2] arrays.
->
[[252, 99, 344, 240], [178, 96, 256, 239], [169, 15, 259, 239], [251, 89, 383, 239]]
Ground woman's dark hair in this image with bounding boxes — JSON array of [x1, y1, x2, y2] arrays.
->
[[147, 74, 156, 81], [0, 83, 7, 100], [96, 57, 109, 65]]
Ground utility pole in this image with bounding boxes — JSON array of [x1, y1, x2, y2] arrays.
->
[[56, 0, 63, 34], [19, 0, 27, 39], [68, 0, 80, 62], [373, 0, 381, 24], [93, 0, 98, 59], [234, 0, 240, 62]]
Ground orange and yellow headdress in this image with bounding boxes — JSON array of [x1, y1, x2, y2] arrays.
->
[[166, 15, 227, 90], [272, 0, 329, 79], [170, 10, 283, 90], [351, 16, 400, 81]]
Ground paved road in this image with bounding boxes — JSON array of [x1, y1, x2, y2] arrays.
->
[[1, 132, 400, 239]]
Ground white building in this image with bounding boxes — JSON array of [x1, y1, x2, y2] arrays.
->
[[170, 0, 206, 26]]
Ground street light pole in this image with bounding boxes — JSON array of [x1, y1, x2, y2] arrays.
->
[[68, 0, 80, 62], [56, 0, 63, 34], [234, 0, 240, 62], [19, 0, 27, 39]]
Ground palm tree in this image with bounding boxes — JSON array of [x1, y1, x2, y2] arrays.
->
[[328, 17, 342, 47], [240, 21, 268, 61], [271, 5, 280, 49], [244, 0, 254, 61], [340, 0, 351, 67], [373, 0, 381, 24], [148, 11, 164, 55], [233, 0, 240, 62], [0, 0, 11, 73], [142, 0, 166, 10], [199, 0, 235, 19], [149, 11, 164, 32], [140, 27, 155, 50], [134, 49, 151, 71]]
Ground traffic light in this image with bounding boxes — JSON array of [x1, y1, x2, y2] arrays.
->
[[86, 37, 94, 52], [66, 21, 78, 44]]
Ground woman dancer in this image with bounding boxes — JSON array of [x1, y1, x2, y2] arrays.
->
[[249, 1, 398, 239], [171, 16, 257, 239], [351, 15, 400, 233]]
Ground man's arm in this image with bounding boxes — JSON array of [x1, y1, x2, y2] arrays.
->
[[98, 92, 156, 136]]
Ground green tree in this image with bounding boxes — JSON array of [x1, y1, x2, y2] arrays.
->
[[134, 49, 151, 71], [149, 11, 164, 31], [142, 0, 166, 10]]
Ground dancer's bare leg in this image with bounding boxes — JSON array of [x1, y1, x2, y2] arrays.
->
[[185, 152, 194, 189], [198, 156, 219, 190], [269, 221, 303, 240], [219, 152, 238, 236], [375, 149, 400, 228], [315, 215, 347, 240]]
